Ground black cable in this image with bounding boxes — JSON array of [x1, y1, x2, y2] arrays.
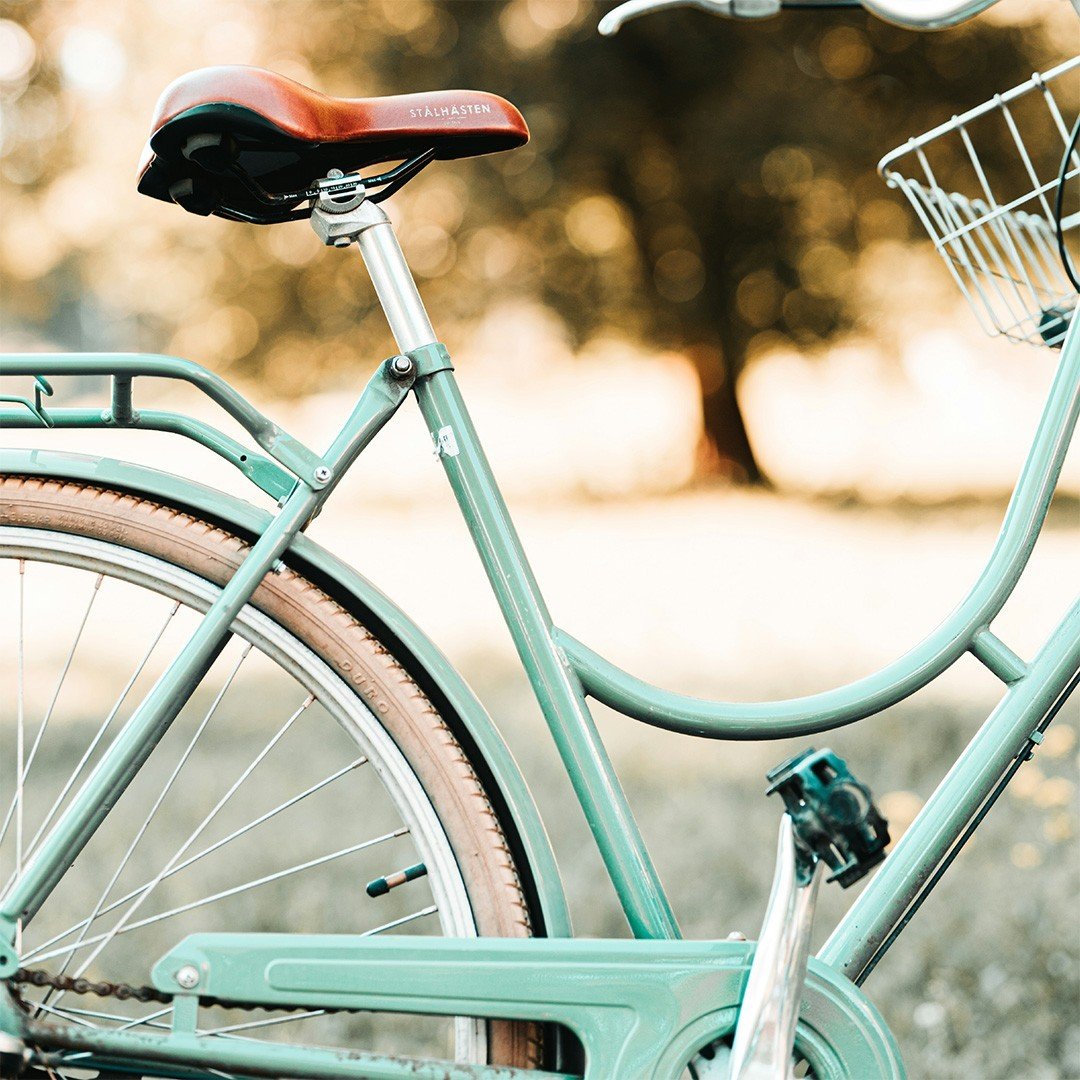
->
[[1054, 114, 1080, 294]]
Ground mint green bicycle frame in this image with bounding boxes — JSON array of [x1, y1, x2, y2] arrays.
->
[[1, 197, 1077, 1077]]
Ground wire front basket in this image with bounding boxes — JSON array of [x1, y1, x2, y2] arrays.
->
[[880, 56, 1079, 349]]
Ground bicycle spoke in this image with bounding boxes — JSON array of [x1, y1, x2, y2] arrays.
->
[[170, 755, 368, 878], [42, 646, 253, 1012], [35, 1002, 172, 1030], [2, 600, 181, 898], [30, 1000, 99, 1028], [25, 755, 368, 960], [14, 561, 26, 890], [364, 905, 438, 936], [201, 1009, 327, 1037], [0, 574, 103, 850], [3, 521, 491, 1065], [65, 693, 316, 978], [115, 1005, 174, 1032], [31, 827, 410, 965], [40, 1059, 80, 1080]]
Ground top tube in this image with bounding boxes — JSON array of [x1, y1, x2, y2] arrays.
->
[[555, 316, 1080, 740]]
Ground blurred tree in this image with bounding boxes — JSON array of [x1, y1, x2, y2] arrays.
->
[[0, 0, 1069, 482], [415, 1, 1057, 481]]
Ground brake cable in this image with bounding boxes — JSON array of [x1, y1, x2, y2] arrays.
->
[[1054, 114, 1080, 294]]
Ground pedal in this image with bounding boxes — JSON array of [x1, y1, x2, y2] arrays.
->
[[766, 748, 890, 888], [726, 749, 889, 1079]]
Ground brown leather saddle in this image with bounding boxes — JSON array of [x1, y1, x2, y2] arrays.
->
[[138, 66, 529, 223]]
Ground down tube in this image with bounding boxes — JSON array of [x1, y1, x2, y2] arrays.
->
[[411, 365, 681, 941], [820, 597, 1080, 983]]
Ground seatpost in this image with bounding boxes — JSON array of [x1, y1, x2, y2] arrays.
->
[[310, 196, 437, 353]]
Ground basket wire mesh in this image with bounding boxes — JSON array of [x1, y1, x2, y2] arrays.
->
[[880, 56, 1080, 349]]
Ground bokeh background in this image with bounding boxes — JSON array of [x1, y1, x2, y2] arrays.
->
[[1, 0, 1079, 1076]]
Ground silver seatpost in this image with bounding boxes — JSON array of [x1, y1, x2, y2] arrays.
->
[[310, 196, 437, 353]]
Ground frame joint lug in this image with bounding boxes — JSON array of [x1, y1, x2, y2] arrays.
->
[[406, 342, 454, 379]]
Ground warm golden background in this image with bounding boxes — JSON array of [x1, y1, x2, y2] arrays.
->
[[1, 1, 1079, 1076]]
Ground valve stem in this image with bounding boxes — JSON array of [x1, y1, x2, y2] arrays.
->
[[366, 862, 427, 898]]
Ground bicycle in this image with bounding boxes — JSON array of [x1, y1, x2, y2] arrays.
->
[[0, 0, 1077, 1076]]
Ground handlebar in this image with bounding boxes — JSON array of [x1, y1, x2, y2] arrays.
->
[[598, 0, 1003, 36]]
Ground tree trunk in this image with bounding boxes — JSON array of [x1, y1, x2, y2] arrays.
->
[[699, 370, 767, 485]]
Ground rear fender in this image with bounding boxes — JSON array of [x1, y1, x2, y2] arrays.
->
[[0, 447, 571, 939]]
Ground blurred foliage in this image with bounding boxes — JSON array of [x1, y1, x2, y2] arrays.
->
[[0, 0, 1075, 479]]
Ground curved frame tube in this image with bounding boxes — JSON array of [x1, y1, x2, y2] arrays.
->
[[555, 319, 1079, 739]]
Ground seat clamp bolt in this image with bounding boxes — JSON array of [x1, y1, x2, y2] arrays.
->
[[313, 466, 333, 484], [175, 965, 200, 990], [390, 355, 414, 379]]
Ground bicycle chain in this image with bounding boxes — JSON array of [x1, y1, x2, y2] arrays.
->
[[9, 966, 173, 1005], [5, 965, 343, 1016]]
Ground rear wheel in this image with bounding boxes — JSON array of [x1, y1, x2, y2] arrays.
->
[[0, 476, 541, 1073]]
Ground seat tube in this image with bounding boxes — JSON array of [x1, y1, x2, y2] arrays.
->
[[354, 205, 682, 940]]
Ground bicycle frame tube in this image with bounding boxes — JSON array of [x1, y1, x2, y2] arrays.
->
[[428, 336, 1074, 970], [2, 198, 1076, 1067], [822, 598, 1080, 981], [413, 365, 681, 940], [553, 317, 1080, 738]]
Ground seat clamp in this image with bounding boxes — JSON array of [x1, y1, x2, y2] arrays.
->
[[407, 343, 455, 379]]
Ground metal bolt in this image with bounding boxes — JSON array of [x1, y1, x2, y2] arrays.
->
[[327, 168, 345, 179], [726, 931, 748, 941], [175, 965, 200, 989], [0, 947, 17, 978], [332, 236, 353, 248], [390, 354, 414, 379], [313, 465, 333, 484]]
